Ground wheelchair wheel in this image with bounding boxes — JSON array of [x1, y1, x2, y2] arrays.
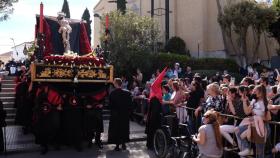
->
[[188, 142, 199, 158], [153, 129, 170, 158]]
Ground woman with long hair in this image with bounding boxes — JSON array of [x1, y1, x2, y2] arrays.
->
[[186, 81, 204, 132], [239, 85, 268, 139], [192, 109, 223, 158], [237, 84, 271, 157]]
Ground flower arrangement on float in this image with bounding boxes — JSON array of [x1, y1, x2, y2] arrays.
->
[[43, 51, 105, 67]]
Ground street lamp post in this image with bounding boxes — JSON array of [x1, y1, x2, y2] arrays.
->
[[151, 0, 154, 17], [10, 38, 18, 56], [165, 0, 169, 42], [197, 40, 201, 58], [94, 13, 110, 62], [104, 15, 110, 62]]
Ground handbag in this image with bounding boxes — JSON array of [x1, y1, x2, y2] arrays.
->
[[248, 125, 266, 144]]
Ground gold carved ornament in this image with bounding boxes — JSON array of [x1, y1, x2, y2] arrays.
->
[[53, 68, 73, 78], [37, 68, 52, 78]]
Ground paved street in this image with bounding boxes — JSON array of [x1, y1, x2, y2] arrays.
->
[[1, 121, 154, 157], [2, 141, 156, 158]]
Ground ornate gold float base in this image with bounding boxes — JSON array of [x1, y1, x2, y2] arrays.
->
[[31, 63, 113, 83]]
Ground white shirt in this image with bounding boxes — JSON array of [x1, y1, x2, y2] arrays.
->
[[251, 99, 265, 117], [173, 70, 179, 78], [252, 71, 259, 80], [266, 86, 272, 95], [275, 143, 280, 152], [171, 91, 176, 100]]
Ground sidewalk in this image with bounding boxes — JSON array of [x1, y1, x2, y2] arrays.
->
[[3, 121, 146, 154]]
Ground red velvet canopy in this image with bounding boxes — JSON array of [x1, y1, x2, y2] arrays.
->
[[35, 15, 92, 56]]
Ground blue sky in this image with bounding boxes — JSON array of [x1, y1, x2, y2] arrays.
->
[[0, 0, 99, 54]]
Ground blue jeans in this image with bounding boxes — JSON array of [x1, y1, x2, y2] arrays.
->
[[236, 125, 250, 150], [255, 123, 271, 158], [236, 124, 271, 158], [187, 112, 201, 134]]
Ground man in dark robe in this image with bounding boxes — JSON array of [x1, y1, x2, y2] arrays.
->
[[33, 85, 62, 155], [15, 77, 29, 131], [108, 78, 132, 151], [15, 77, 34, 134], [61, 94, 83, 152], [83, 96, 104, 149], [0, 99, 6, 153], [145, 97, 162, 150]]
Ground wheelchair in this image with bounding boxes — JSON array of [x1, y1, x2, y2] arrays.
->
[[153, 114, 198, 158]]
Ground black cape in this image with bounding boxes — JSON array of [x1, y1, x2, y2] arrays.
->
[[145, 97, 162, 149], [107, 88, 132, 144], [33, 90, 60, 145], [15, 82, 30, 126], [61, 95, 83, 146], [0, 101, 6, 152]]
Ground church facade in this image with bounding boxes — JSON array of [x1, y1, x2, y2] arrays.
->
[[93, 0, 278, 63]]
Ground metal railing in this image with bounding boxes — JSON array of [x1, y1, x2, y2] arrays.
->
[[132, 98, 280, 157], [178, 104, 280, 158]]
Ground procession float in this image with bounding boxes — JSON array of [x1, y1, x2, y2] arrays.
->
[[31, 3, 113, 96]]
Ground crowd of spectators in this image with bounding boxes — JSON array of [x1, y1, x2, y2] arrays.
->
[[126, 63, 280, 158], [1, 57, 280, 157]]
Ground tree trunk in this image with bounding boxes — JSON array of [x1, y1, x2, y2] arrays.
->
[[239, 28, 248, 67], [252, 30, 261, 64], [228, 28, 240, 56], [264, 32, 271, 60], [216, 0, 229, 54], [243, 35, 248, 66]]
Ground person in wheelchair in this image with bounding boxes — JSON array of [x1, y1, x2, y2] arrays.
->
[[145, 97, 162, 150], [192, 109, 223, 158], [162, 85, 171, 115]]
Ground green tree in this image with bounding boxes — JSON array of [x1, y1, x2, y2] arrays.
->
[[117, 0, 126, 14], [82, 8, 92, 44], [100, 11, 160, 76], [61, 0, 70, 18], [251, 5, 276, 60], [218, 1, 277, 66], [0, 0, 19, 21], [269, 0, 280, 55], [273, 0, 280, 10], [164, 36, 189, 56]]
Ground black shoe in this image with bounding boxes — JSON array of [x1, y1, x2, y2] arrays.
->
[[76, 145, 83, 152], [54, 144, 61, 151], [122, 144, 126, 150], [88, 142, 93, 148], [224, 146, 239, 151], [147, 146, 154, 150], [40, 146, 48, 155], [23, 127, 28, 135], [95, 141, 103, 149], [114, 146, 120, 151]]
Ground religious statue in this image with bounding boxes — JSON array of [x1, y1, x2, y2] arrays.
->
[[57, 12, 72, 54]]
